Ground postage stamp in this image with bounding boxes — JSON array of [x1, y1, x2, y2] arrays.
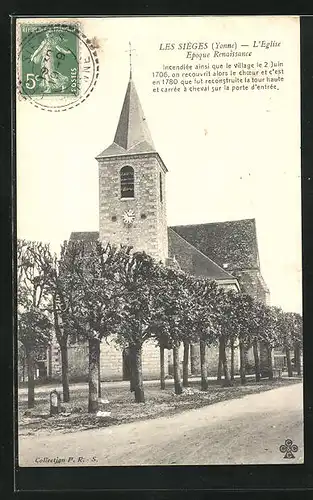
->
[[17, 22, 99, 111]]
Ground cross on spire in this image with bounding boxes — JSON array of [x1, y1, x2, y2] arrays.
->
[[126, 41, 136, 79], [97, 40, 156, 157]]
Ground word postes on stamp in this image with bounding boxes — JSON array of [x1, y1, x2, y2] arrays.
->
[[17, 23, 99, 111]]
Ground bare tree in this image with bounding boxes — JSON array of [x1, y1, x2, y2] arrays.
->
[[17, 240, 52, 408]]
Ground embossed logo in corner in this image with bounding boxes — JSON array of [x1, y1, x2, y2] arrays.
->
[[279, 439, 299, 459]]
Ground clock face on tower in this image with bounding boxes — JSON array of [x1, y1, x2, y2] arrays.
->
[[122, 209, 135, 225]]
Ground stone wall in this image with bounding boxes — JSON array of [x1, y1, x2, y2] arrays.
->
[[68, 344, 89, 381], [49, 337, 263, 382], [100, 341, 167, 381], [50, 339, 168, 382], [142, 342, 165, 379], [98, 153, 168, 263], [189, 343, 241, 376], [100, 342, 123, 381]]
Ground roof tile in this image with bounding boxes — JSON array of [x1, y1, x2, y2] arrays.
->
[[168, 228, 237, 282], [170, 219, 259, 271]]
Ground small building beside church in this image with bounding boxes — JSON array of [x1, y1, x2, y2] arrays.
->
[[42, 66, 271, 382]]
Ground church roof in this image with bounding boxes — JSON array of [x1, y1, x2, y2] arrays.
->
[[168, 228, 238, 283], [170, 218, 260, 271], [97, 75, 156, 159]]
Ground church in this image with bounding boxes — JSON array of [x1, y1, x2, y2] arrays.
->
[[46, 64, 270, 382]]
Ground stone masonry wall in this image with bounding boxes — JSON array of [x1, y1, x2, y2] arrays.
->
[[98, 153, 168, 263], [68, 344, 88, 381], [189, 343, 241, 376], [100, 340, 166, 381], [50, 339, 167, 382], [100, 342, 123, 380]]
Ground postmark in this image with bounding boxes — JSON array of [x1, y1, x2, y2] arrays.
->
[[17, 22, 99, 111]]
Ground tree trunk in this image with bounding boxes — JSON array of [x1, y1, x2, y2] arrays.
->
[[297, 347, 302, 376], [293, 343, 298, 375], [59, 339, 70, 403], [55, 309, 70, 401], [173, 345, 183, 395], [48, 343, 52, 380], [220, 335, 232, 386], [22, 352, 25, 383], [88, 337, 99, 413], [286, 346, 293, 377], [267, 344, 274, 380], [217, 338, 223, 382], [129, 346, 135, 392], [230, 339, 235, 381], [200, 339, 208, 390], [160, 345, 166, 390], [239, 339, 246, 385], [97, 340, 102, 398], [183, 341, 189, 388], [294, 343, 301, 376], [190, 343, 200, 375], [25, 345, 35, 409], [253, 339, 261, 382], [133, 343, 145, 403]]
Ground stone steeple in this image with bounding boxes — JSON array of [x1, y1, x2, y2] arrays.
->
[[95, 54, 168, 263], [97, 74, 156, 159]]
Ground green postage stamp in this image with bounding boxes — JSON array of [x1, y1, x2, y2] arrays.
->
[[20, 24, 79, 96], [17, 22, 99, 111]]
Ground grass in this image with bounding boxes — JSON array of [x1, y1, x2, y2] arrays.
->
[[18, 376, 302, 436]]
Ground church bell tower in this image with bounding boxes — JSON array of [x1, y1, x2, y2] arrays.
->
[[96, 53, 168, 262]]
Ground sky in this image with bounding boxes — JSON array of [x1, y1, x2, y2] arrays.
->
[[16, 16, 302, 313]]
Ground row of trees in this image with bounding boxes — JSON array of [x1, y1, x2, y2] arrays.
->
[[17, 239, 303, 411]]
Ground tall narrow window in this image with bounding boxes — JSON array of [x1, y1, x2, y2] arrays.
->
[[159, 172, 163, 203], [120, 166, 134, 198]]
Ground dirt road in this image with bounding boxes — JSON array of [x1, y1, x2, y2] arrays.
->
[[19, 382, 303, 466]]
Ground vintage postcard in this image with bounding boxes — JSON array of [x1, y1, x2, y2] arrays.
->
[[15, 16, 303, 468]]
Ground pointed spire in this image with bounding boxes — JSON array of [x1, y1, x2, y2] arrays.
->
[[128, 41, 133, 80], [113, 77, 155, 152], [97, 44, 156, 158]]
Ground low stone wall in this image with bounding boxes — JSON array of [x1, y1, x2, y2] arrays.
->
[[50, 340, 169, 382]]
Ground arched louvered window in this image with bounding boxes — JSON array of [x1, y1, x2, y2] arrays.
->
[[120, 166, 134, 198]]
